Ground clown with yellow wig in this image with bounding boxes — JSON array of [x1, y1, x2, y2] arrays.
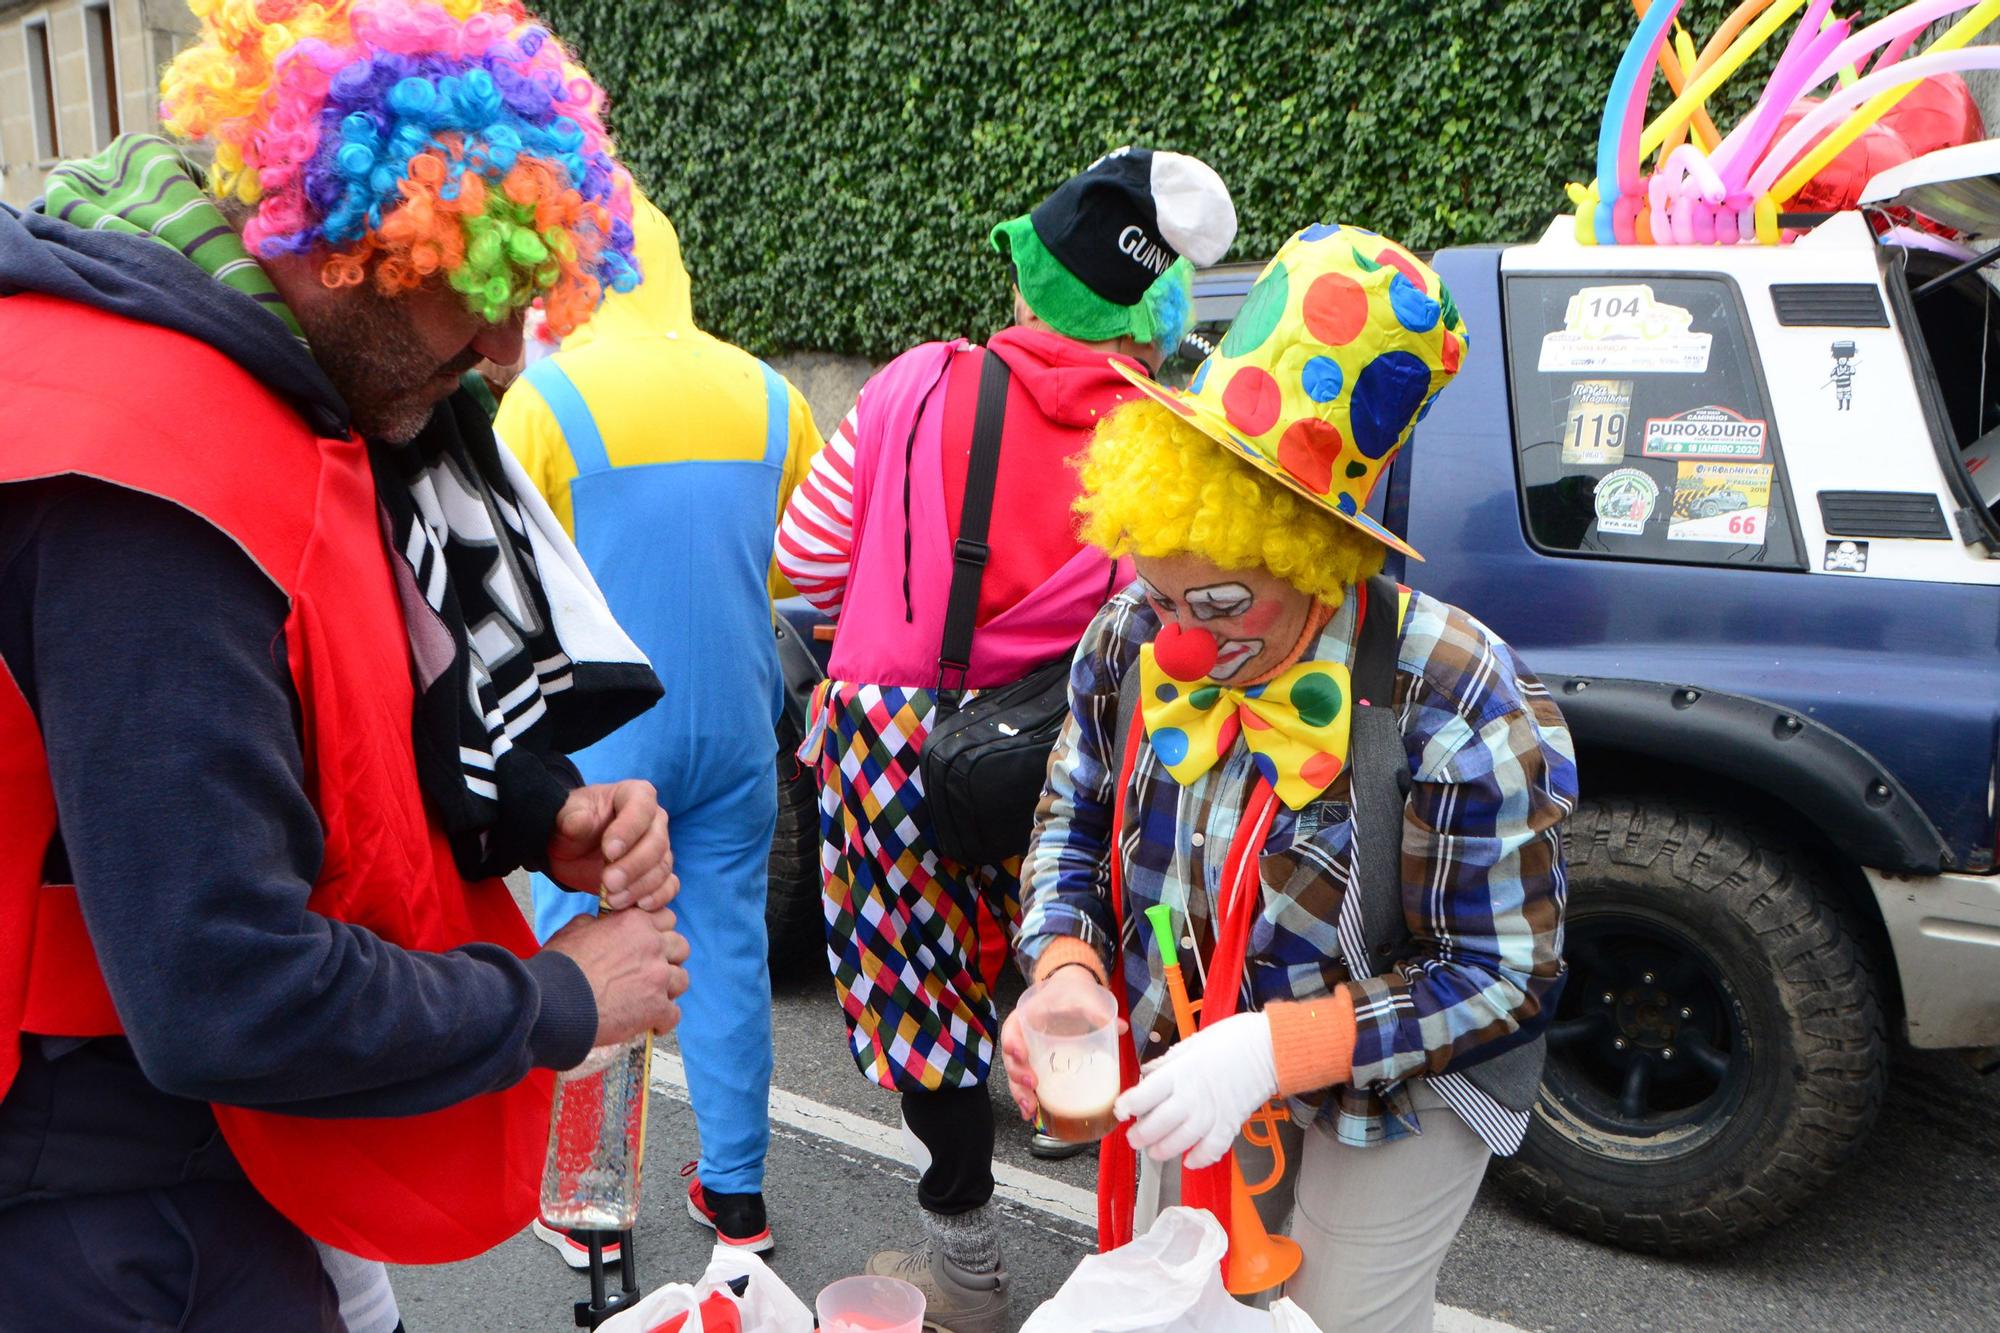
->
[[1003, 226, 1577, 1328]]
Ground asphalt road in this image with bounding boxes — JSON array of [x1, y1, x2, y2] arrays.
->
[[394, 950, 2000, 1332]]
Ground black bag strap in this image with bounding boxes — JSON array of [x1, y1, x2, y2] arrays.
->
[[937, 350, 1011, 701], [1350, 574, 1414, 976]]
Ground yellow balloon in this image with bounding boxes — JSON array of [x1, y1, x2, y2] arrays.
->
[[1771, 0, 2000, 203], [1755, 195, 1781, 245], [1568, 181, 1602, 244], [1639, 0, 1809, 160]]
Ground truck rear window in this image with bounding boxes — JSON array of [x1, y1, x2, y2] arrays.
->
[[1504, 274, 1805, 570]]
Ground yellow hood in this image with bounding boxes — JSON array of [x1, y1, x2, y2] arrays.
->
[[561, 189, 694, 350]]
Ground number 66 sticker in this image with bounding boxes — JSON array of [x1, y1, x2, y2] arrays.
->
[[1669, 462, 1773, 546]]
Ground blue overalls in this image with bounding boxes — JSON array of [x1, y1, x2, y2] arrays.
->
[[523, 356, 787, 1196]]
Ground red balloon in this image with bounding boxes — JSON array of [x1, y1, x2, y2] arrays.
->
[[1878, 73, 1984, 160], [1772, 98, 1914, 212]]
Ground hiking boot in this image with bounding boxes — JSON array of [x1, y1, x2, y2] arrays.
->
[[864, 1241, 1009, 1333], [683, 1165, 775, 1254], [529, 1219, 621, 1270], [1028, 1131, 1092, 1161]]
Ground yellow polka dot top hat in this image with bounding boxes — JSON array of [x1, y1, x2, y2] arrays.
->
[[1112, 223, 1468, 560]]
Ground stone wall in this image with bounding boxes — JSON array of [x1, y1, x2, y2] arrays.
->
[[0, 0, 200, 208], [765, 351, 879, 438]]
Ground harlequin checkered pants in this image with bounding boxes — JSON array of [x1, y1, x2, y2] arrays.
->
[[814, 683, 1021, 1093]]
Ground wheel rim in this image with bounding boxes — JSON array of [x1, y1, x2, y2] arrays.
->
[[1542, 911, 1752, 1146]]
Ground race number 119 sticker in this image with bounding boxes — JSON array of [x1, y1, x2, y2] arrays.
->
[[1561, 379, 1633, 465], [1669, 462, 1773, 545]]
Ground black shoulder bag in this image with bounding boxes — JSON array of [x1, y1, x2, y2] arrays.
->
[[920, 352, 1083, 868]]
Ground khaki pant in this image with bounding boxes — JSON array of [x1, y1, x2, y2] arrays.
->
[[1137, 1080, 1490, 1333]]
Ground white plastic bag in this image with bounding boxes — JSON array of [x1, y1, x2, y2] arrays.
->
[[1020, 1207, 1325, 1333], [597, 1243, 813, 1333]]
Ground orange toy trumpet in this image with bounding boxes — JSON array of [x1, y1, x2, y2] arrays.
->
[[1143, 905, 1301, 1295]]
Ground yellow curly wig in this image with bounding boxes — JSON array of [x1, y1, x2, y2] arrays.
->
[[1076, 398, 1386, 605]]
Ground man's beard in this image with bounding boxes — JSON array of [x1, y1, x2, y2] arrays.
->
[[297, 282, 479, 444]]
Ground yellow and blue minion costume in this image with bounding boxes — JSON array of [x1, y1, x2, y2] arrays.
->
[[497, 193, 818, 1198]]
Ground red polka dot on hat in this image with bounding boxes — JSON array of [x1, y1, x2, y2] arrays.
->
[[1303, 272, 1370, 346], [1377, 247, 1427, 290], [1276, 418, 1343, 493], [1223, 366, 1283, 436]]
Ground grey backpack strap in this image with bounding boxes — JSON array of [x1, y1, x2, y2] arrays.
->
[[1349, 575, 1412, 972], [1347, 576, 1547, 1113]]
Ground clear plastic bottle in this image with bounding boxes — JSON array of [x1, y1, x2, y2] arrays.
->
[[540, 1032, 652, 1230]]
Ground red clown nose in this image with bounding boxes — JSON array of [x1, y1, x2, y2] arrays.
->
[[1153, 623, 1220, 682]]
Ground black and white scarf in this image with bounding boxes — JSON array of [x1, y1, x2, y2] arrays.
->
[[373, 392, 660, 878]]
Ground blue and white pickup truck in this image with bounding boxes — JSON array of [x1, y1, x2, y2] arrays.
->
[[768, 143, 2000, 1254]]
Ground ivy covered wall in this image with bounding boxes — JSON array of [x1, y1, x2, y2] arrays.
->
[[538, 0, 1762, 359]]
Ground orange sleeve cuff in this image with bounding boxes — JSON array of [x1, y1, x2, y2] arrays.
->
[[1267, 987, 1358, 1098], [1032, 936, 1109, 988]]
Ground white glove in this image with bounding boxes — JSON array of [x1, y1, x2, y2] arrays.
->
[[1114, 1010, 1278, 1170]]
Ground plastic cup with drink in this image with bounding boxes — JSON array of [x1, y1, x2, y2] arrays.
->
[[815, 1275, 924, 1333], [1017, 977, 1121, 1143]]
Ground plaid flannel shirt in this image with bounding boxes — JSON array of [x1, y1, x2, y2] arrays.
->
[[1019, 585, 1576, 1151]]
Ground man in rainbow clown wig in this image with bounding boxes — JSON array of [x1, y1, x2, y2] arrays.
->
[[0, 2, 693, 1325]]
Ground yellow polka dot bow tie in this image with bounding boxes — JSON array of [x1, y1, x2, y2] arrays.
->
[[1136, 634, 1352, 810]]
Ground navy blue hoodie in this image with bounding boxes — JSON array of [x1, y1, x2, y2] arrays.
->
[[0, 203, 597, 1205]]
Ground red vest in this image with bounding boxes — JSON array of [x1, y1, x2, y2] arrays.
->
[[0, 293, 552, 1264]]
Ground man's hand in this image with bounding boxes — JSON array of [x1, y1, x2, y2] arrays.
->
[[548, 779, 676, 911], [1115, 1010, 1277, 1169], [543, 907, 690, 1046], [1001, 964, 1116, 1123]]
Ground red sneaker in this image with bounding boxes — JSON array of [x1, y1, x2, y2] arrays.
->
[[530, 1218, 622, 1270], [681, 1162, 775, 1254]]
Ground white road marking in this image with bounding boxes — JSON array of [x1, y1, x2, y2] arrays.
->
[[648, 1049, 1531, 1332], [649, 1049, 1096, 1229]]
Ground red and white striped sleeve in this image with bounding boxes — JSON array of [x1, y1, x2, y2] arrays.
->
[[775, 398, 861, 618]]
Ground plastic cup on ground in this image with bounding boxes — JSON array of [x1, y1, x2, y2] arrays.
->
[[1017, 977, 1121, 1143], [814, 1275, 924, 1333]]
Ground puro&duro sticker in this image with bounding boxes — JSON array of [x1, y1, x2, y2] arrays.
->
[[1641, 405, 1767, 460]]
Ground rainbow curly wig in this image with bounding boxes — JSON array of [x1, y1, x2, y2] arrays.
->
[[1077, 398, 1385, 605], [160, 0, 638, 336]]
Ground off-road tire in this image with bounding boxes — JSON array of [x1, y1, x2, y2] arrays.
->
[[1491, 797, 1888, 1253], [765, 718, 825, 978]]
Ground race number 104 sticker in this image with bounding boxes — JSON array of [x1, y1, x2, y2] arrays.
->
[[1539, 284, 1713, 375], [1669, 461, 1773, 545], [1642, 405, 1767, 460]]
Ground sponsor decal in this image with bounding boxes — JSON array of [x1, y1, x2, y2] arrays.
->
[[1594, 466, 1660, 535], [1824, 539, 1869, 573], [1668, 461, 1773, 545], [1561, 379, 1633, 465], [1641, 405, 1768, 460], [1539, 283, 1712, 374]]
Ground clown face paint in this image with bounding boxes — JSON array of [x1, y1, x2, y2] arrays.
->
[[1132, 555, 1310, 685]]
